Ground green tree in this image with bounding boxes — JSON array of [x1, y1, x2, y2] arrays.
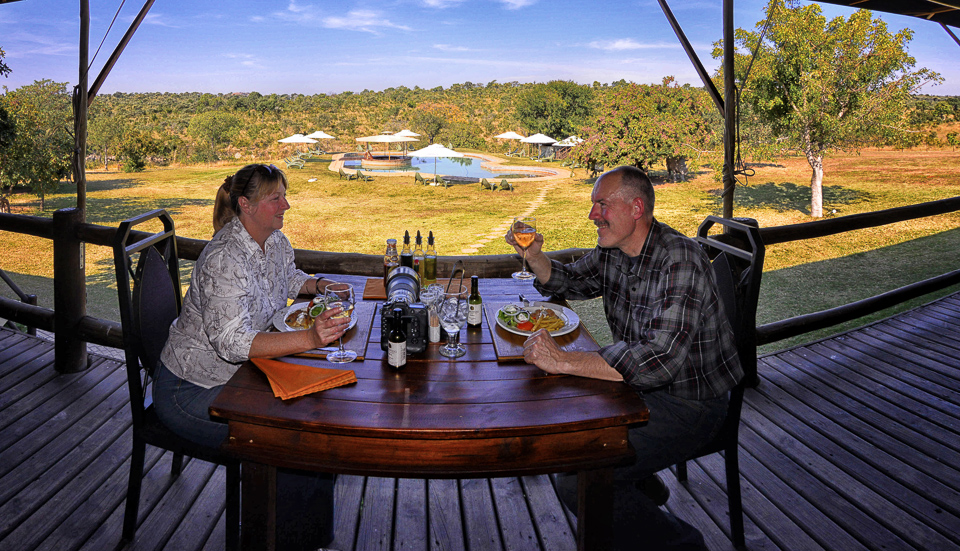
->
[[0, 80, 72, 210], [722, 0, 941, 217], [87, 110, 126, 170], [0, 46, 10, 78], [187, 111, 240, 161], [515, 80, 593, 139], [573, 78, 719, 176], [118, 129, 161, 172]]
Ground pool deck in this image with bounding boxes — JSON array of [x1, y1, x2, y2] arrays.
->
[[329, 152, 568, 182]]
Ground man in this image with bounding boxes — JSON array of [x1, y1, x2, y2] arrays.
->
[[506, 165, 742, 549]]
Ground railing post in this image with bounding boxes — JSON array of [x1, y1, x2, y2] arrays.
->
[[53, 208, 89, 372]]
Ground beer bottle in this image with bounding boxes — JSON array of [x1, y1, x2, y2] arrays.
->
[[467, 275, 482, 328], [400, 231, 413, 268], [413, 231, 424, 278], [424, 231, 437, 285], [383, 239, 399, 287], [388, 308, 407, 369]]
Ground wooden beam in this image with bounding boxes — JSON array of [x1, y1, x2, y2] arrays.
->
[[656, 0, 724, 116], [87, 0, 156, 104]]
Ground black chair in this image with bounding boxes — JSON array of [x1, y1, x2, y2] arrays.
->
[[674, 216, 765, 549], [113, 210, 239, 550]]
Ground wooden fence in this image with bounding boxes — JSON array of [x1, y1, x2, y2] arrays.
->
[[1, 196, 959, 373]]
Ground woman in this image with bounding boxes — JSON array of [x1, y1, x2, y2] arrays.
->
[[155, 163, 349, 447]]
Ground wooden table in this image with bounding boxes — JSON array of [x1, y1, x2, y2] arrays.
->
[[210, 276, 648, 550]]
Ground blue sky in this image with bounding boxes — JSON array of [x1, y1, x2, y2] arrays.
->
[[1, 0, 957, 95]]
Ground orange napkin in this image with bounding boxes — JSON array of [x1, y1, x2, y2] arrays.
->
[[251, 357, 357, 400]]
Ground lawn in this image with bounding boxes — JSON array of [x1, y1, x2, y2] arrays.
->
[[2, 148, 959, 353]]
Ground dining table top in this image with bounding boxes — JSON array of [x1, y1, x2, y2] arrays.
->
[[210, 274, 649, 479]]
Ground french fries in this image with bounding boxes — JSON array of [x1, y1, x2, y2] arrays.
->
[[531, 308, 565, 332]]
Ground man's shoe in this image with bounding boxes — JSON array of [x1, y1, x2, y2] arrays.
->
[[636, 474, 670, 506]]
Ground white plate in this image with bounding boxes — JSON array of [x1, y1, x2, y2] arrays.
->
[[272, 302, 357, 333], [495, 303, 580, 337]]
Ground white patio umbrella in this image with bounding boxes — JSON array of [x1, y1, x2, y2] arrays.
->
[[356, 134, 418, 159], [305, 130, 336, 140], [521, 133, 557, 157], [408, 143, 464, 180], [495, 131, 526, 155], [394, 129, 421, 155], [278, 133, 318, 154]]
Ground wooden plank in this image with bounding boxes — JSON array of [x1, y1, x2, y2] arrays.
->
[[0, 377, 128, 482], [0, 345, 57, 399], [520, 475, 575, 551], [459, 478, 502, 551], [355, 476, 395, 550], [3, 424, 146, 550], [330, 474, 365, 551], [0, 359, 124, 458], [0, 336, 48, 382], [674, 453, 787, 551], [163, 464, 228, 551], [662, 460, 751, 551], [735, 412, 873, 551], [125, 458, 218, 551], [490, 477, 539, 549], [0, 386, 130, 517], [427, 478, 465, 551], [746, 381, 955, 550], [394, 478, 428, 551], [38, 446, 166, 551]]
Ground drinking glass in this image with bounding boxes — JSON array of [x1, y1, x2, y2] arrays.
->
[[511, 217, 537, 280], [439, 285, 469, 358], [324, 283, 357, 363]]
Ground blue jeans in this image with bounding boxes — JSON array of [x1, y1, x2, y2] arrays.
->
[[153, 361, 229, 449], [556, 390, 727, 550]]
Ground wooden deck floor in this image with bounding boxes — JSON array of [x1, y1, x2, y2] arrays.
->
[[2, 293, 960, 551]]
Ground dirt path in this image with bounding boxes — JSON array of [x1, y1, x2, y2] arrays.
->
[[459, 181, 558, 254]]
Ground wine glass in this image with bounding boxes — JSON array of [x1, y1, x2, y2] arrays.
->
[[324, 283, 357, 363], [439, 284, 469, 358], [511, 217, 537, 281]]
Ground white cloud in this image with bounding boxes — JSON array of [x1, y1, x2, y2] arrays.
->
[[421, 0, 466, 8], [323, 10, 412, 33], [588, 39, 678, 51], [223, 53, 263, 69], [142, 13, 179, 28], [433, 44, 473, 52], [499, 0, 537, 9]]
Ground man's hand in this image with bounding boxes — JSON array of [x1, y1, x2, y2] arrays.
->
[[524, 330, 624, 382], [522, 329, 567, 374]]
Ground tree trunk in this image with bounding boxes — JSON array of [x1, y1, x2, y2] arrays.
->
[[806, 153, 824, 218]]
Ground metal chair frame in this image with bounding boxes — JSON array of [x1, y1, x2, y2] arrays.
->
[[113, 209, 239, 550]]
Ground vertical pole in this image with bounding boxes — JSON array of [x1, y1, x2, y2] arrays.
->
[[75, 0, 89, 214], [722, 0, 736, 219], [53, 208, 88, 373]]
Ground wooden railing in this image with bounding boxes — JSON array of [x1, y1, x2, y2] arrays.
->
[[1, 195, 958, 371], [754, 196, 960, 345]]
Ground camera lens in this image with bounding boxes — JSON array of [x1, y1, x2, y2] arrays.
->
[[386, 266, 420, 304]]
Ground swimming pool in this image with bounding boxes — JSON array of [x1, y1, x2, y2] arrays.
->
[[342, 154, 546, 179]]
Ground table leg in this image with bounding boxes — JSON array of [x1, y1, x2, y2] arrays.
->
[[576, 467, 615, 551], [241, 461, 277, 551]]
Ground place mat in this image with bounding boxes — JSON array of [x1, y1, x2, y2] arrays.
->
[[362, 277, 456, 300], [251, 357, 356, 400], [291, 301, 376, 360], [484, 301, 601, 361]]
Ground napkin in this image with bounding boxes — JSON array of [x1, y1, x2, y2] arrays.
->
[[251, 357, 357, 400]]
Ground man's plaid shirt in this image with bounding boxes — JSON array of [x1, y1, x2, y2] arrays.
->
[[535, 219, 742, 400]]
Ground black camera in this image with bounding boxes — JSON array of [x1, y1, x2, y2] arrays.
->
[[380, 267, 429, 353]]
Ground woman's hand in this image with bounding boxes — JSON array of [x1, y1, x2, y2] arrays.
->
[[310, 306, 350, 347]]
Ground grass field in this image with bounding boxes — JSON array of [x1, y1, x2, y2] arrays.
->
[[2, 148, 959, 353]]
